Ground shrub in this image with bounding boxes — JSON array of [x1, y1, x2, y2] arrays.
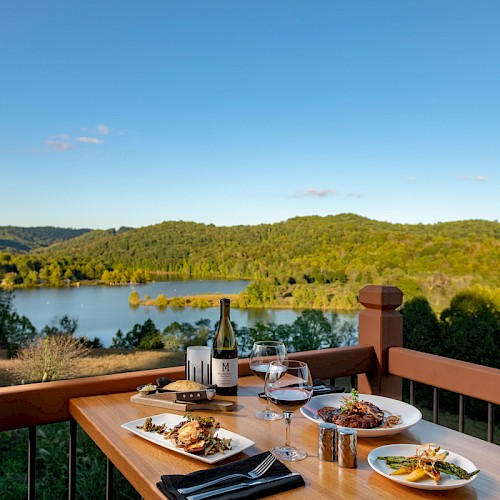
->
[[128, 290, 141, 306], [155, 293, 168, 309], [11, 335, 90, 383]]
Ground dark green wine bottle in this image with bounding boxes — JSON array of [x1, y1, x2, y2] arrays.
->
[[211, 298, 238, 395]]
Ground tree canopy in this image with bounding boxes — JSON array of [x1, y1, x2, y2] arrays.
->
[[1, 215, 498, 311]]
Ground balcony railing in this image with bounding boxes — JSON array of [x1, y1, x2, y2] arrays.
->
[[0, 285, 499, 499]]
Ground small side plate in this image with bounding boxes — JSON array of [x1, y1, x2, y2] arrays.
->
[[368, 444, 479, 490]]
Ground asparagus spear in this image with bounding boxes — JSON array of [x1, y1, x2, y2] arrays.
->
[[377, 456, 480, 480]]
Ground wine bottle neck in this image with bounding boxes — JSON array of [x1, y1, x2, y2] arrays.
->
[[219, 298, 231, 321]]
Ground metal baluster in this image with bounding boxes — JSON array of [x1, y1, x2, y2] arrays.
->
[[487, 403, 494, 443], [458, 395, 465, 433], [28, 426, 36, 500], [106, 459, 114, 500], [409, 380, 415, 406], [433, 387, 439, 424], [69, 419, 77, 500]]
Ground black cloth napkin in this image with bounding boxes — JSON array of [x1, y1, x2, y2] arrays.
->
[[157, 451, 305, 500]]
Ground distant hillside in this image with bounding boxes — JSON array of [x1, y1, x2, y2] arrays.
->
[[0, 226, 92, 253], [1, 214, 498, 310]]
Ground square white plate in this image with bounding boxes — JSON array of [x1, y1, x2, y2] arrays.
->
[[121, 413, 255, 464], [368, 444, 479, 490]]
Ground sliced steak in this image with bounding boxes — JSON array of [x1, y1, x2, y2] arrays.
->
[[318, 401, 384, 429]]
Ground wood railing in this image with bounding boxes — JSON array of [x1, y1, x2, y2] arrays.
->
[[388, 347, 500, 406], [0, 346, 374, 432]]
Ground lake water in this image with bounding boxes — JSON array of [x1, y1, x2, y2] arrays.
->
[[12, 279, 358, 347]]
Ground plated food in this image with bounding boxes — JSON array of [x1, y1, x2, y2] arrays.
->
[[368, 443, 480, 491], [301, 391, 421, 436], [121, 413, 254, 464], [137, 413, 232, 455], [317, 389, 400, 429]]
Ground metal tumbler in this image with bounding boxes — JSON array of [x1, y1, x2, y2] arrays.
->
[[337, 428, 357, 468], [318, 422, 337, 462]]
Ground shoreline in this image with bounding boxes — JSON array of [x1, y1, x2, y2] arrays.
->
[[136, 292, 361, 312]]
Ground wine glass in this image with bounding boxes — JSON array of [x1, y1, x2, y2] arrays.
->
[[249, 341, 287, 420], [265, 360, 313, 461]]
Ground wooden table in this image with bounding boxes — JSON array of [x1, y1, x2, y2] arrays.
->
[[69, 376, 499, 499]]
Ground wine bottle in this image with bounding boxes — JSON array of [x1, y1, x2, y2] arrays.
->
[[211, 298, 238, 395]]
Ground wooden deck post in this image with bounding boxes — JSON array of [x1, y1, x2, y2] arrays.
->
[[357, 285, 403, 399]]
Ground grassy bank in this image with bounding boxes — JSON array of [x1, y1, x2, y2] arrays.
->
[[0, 349, 185, 387]]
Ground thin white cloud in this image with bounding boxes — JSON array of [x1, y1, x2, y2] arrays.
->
[[296, 188, 338, 197], [45, 135, 73, 151], [96, 124, 109, 135], [406, 176, 418, 183], [77, 136, 103, 144], [346, 192, 364, 198], [459, 175, 487, 182]]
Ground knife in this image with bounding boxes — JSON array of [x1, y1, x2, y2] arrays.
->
[[154, 388, 216, 402], [186, 472, 301, 500]]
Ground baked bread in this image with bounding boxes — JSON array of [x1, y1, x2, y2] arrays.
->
[[162, 380, 207, 392]]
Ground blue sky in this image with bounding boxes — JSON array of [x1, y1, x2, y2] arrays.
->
[[1, 1, 498, 229]]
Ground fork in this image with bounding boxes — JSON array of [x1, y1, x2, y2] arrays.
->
[[177, 453, 277, 495]]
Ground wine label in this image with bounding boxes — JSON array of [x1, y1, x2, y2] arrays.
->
[[211, 358, 238, 387]]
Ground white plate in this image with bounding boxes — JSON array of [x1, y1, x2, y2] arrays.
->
[[121, 413, 255, 464], [368, 444, 479, 490], [300, 393, 422, 437]]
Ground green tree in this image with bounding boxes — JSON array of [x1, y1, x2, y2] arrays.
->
[[111, 329, 126, 348], [155, 294, 168, 309], [0, 290, 36, 357], [288, 309, 339, 352], [117, 319, 161, 349], [128, 290, 141, 306], [41, 315, 78, 337], [400, 297, 441, 353], [439, 290, 499, 369]]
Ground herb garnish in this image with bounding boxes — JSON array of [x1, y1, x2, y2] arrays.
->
[[340, 388, 359, 414]]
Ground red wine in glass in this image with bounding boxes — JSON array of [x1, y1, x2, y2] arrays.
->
[[267, 387, 312, 411], [265, 360, 313, 461]]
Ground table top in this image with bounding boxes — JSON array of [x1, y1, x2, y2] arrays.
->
[[69, 376, 499, 500]]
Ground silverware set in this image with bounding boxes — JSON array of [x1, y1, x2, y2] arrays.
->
[[178, 453, 277, 495], [186, 472, 301, 500]]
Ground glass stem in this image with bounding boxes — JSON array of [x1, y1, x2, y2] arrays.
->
[[265, 385, 272, 412], [283, 411, 293, 447]]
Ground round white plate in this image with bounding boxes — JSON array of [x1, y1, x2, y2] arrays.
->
[[368, 444, 479, 490], [300, 393, 422, 437]]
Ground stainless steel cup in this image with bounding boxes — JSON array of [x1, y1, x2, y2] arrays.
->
[[318, 422, 337, 462], [337, 428, 357, 468]]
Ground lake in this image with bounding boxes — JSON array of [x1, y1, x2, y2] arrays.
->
[[12, 279, 358, 347]]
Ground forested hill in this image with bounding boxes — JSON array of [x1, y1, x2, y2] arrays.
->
[[41, 215, 500, 292], [1, 214, 498, 310], [0, 226, 91, 253]]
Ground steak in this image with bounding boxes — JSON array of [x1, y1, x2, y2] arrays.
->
[[317, 401, 384, 429]]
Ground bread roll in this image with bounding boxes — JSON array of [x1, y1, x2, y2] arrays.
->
[[163, 380, 207, 392]]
